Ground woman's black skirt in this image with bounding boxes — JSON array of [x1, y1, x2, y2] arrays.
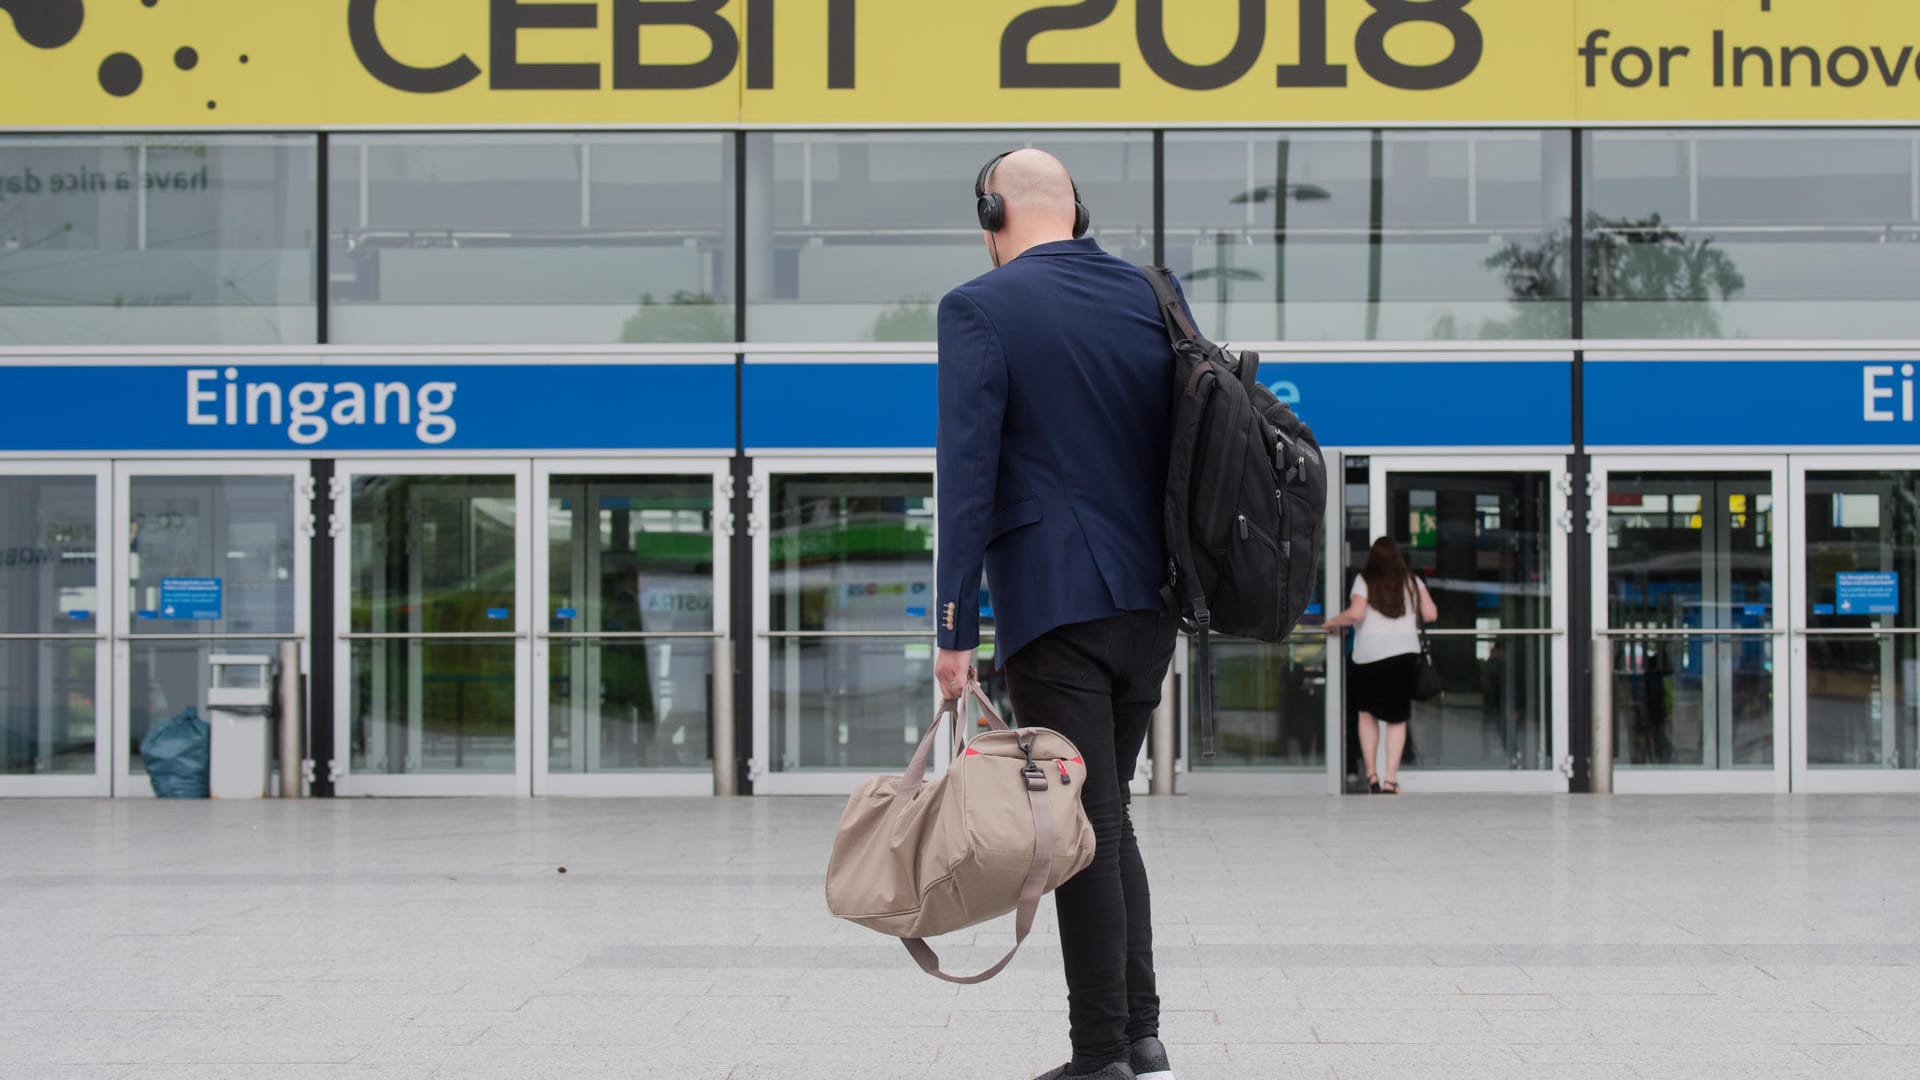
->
[[1351, 653, 1422, 723]]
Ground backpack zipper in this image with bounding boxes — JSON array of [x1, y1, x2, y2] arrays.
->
[[1237, 512, 1279, 550]]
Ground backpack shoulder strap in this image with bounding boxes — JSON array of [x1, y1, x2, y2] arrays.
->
[[1143, 265, 1201, 347], [1235, 348, 1262, 394]]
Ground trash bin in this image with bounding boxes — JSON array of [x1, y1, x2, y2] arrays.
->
[[207, 654, 273, 800]]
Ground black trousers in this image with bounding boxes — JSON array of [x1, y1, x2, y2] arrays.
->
[[1004, 609, 1178, 1069]]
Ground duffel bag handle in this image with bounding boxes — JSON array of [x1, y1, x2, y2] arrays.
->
[[948, 681, 1010, 756], [902, 681, 1008, 800]]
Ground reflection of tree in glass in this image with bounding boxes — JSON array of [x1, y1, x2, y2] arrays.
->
[[870, 296, 935, 341], [620, 290, 728, 343], [1458, 213, 1746, 339]]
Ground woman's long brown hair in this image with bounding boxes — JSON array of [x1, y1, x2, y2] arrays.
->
[[1359, 536, 1415, 619]]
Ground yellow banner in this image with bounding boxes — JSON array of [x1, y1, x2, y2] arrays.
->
[[1, 0, 1916, 128]]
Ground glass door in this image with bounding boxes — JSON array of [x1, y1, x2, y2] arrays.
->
[[1791, 456, 1920, 792], [751, 458, 938, 795], [1363, 457, 1569, 792], [0, 464, 111, 796], [1593, 457, 1789, 792], [113, 462, 308, 797], [333, 461, 530, 796], [533, 461, 729, 796]]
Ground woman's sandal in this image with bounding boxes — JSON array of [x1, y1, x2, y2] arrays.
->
[[1380, 780, 1401, 795], [1367, 773, 1382, 794]]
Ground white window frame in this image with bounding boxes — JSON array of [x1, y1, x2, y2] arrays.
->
[[1365, 453, 1571, 793], [530, 457, 731, 797], [331, 458, 531, 798], [1789, 453, 1920, 793], [112, 459, 311, 798], [749, 452, 944, 796], [0, 461, 114, 798], [1590, 454, 1792, 794]]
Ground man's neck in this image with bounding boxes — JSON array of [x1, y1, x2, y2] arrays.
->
[[998, 232, 1077, 263]]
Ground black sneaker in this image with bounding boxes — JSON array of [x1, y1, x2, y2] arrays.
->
[[1129, 1036, 1174, 1080], [1032, 1061, 1135, 1080]]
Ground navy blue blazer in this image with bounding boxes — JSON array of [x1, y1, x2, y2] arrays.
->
[[935, 237, 1181, 661]]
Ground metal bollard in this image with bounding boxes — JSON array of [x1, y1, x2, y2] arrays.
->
[[275, 641, 304, 798], [712, 636, 736, 796], [1590, 639, 1613, 795], [1150, 668, 1177, 795]]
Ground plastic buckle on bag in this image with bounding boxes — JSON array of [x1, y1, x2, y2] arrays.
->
[[1019, 739, 1048, 791]]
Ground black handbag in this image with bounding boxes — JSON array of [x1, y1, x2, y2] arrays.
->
[[1410, 578, 1443, 701]]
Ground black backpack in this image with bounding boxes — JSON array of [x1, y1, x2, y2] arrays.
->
[[1144, 266, 1328, 758]]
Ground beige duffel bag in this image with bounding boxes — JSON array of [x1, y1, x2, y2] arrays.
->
[[824, 682, 1095, 983]]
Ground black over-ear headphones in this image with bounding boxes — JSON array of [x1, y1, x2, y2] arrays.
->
[[975, 150, 1091, 239]]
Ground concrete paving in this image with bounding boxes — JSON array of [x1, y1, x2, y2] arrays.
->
[[2, 793, 1917, 1080]]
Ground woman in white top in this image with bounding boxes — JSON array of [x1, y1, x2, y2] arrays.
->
[[1322, 537, 1438, 794]]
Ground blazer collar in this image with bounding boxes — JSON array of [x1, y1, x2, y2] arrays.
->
[[1017, 237, 1102, 259]]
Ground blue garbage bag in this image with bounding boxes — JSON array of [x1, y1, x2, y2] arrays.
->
[[141, 708, 210, 798]]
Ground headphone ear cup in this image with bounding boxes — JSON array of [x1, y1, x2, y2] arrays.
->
[[1073, 201, 1091, 239], [977, 193, 1005, 232]]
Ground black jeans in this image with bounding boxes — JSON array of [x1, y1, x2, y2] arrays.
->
[[1005, 609, 1177, 1069]]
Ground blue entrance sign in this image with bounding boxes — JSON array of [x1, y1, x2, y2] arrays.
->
[[1836, 572, 1900, 616], [0, 362, 735, 452], [158, 577, 223, 621], [744, 360, 1573, 449], [1587, 359, 1920, 447]]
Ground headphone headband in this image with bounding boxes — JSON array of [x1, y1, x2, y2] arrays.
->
[[975, 150, 1091, 239]]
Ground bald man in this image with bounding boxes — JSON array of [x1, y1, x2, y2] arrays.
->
[[934, 148, 1186, 1080]]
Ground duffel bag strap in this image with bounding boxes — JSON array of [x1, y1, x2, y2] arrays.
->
[[948, 681, 1012, 756], [901, 749, 1054, 985], [970, 681, 1011, 731]]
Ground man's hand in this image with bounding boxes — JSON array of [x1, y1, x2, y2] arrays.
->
[[935, 648, 975, 700]]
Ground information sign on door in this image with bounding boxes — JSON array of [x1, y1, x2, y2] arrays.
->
[[1835, 572, 1899, 616], [157, 577, 223, 621]]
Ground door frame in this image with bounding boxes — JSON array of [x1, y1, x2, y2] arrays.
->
[[0, 461, 114, 797], [1789, 453, 1920, 793], [749, 453, 944, 796], [331, 458, 531, 797], [112, 459, 312, 798], [1365, 454, 1571, 793], [1590, 455, 1791, 794], [530, 458, 731, 797]]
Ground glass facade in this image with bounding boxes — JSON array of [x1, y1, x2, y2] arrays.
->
[[766, 473, 935, 771], [1191, 544, 1329, 771], [126, 474, 297, 775], [6, 123, 1920, 798], [0, 475, 98, 775], [1586, 130, 1920, 339], [349, 475, 518, 776], [0, 135, 316, 345], [1379, 471, 1555, 772], [1605, 472, 1776, 769], [329, 134, 735, 344], [544, 475, 716, 773], [6, 127, 1919, 344], [744, 132, 1152, 341], [1165, 130, 1572, 341], [1803, 471, 1920, 770]]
